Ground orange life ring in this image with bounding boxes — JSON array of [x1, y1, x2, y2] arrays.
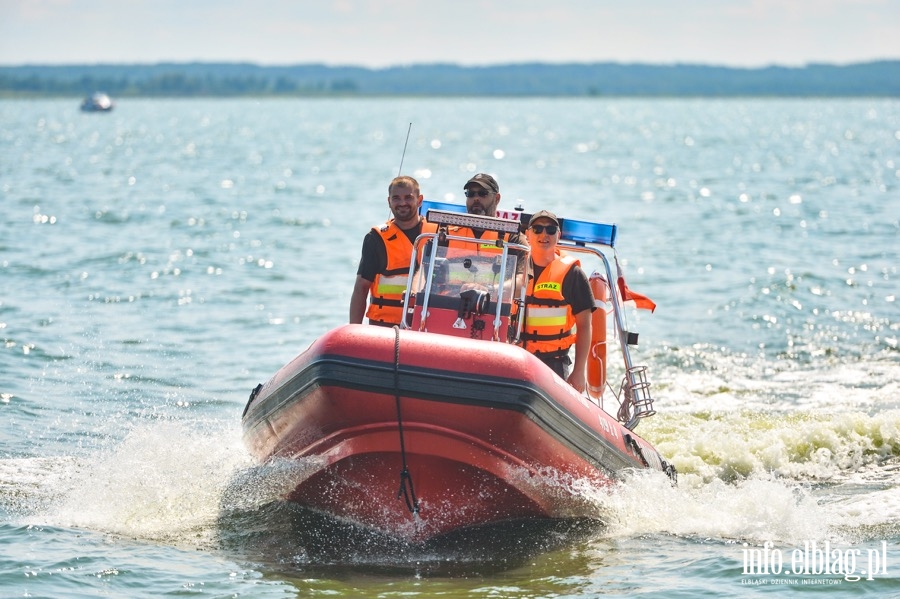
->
[[587, 272, 608, 401]]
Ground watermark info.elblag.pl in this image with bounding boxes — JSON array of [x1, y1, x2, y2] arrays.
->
[[742, 541, 890, 585]]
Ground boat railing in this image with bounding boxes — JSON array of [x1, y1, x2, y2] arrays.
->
[[556, 242, 657, 428]]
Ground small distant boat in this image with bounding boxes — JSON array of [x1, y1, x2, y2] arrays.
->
[[80, 92, 114, 112]]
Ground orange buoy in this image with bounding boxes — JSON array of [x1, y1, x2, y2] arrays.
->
[[587, 272, 609, 401]]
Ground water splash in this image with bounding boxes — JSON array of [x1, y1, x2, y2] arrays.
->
[[595, 470, 825, 544], [26, 420, 254, 545], [642, 409, 900, 483], [5, 407, 897, 571]]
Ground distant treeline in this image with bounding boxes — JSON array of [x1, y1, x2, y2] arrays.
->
[[1, 61, 898, 97]]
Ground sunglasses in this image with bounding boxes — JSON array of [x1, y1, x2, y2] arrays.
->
[[530, 224, 558, 235], [464, 189, 491, 198]]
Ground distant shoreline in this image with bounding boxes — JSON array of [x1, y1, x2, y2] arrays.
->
[[1, 60, 898, 98]]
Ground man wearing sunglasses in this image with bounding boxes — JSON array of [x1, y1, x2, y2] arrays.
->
[[444, 173, 526, 266], [520, 210, 594, 393], [463, 172, 502, 217]]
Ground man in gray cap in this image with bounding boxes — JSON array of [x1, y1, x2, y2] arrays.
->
[[519, 209, 594, 392]]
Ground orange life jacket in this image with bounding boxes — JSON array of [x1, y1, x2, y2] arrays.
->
[[520, 255, 579, 356], [366, 219, 437, 326], [444, 226, 504, 254]]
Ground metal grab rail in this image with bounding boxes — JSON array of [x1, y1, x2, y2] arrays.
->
[[553, 241, 656, 430]]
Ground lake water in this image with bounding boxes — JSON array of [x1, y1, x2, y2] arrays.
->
[[1, 97, 898, 597]]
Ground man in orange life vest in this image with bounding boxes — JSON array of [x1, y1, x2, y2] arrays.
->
[[520, 210, 594, 392], [350, 176, 437, 326], [444, 173, 526, 268], [458, 173, 523, 247]]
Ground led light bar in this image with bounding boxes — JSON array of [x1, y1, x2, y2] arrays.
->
[[560, 218, 617, 247], [426, 209, 522, 234], [420, 199, 617, 246]]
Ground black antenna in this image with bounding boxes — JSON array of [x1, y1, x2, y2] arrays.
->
[[397, 122, 412, 176], [387, 124, 414, 221]]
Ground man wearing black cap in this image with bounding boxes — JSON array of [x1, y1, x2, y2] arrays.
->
[[463, 173, 501, 217], [520, 210, 594, 392], [441, 173, 525, 262]]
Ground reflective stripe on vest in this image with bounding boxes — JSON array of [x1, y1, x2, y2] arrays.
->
[[374, 273, 409, 298], [524, 305, 569, 328], [366, 219, 437, 324]]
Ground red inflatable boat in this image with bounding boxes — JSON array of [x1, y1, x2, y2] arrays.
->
[[242, 205, 675, 542]]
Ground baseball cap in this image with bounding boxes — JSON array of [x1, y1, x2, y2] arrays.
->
[[528, 210, 560, 227], [464, 173, 499, 193]]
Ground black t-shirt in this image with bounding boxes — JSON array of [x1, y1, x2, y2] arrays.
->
[[530, 262, 595, 315], [356, 221, 424, 282]]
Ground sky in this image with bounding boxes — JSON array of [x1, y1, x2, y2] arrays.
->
[[1, 0, 898, 68]]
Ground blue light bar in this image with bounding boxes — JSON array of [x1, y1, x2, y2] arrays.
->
[[560, 218, 617, 247], [421, 200, 466, 215], [420, 200, 616, 247]]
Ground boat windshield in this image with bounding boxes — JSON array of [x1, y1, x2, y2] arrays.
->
[[416, 245, 518, 305], [404, 234, 524, 343]]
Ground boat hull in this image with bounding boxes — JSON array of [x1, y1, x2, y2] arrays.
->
[[242, 324, 668, 541]]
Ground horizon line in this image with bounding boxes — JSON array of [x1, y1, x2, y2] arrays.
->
[[2, 58, 898, 71]]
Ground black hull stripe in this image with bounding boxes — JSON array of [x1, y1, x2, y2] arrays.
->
[[243, 353, 644, 477]]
